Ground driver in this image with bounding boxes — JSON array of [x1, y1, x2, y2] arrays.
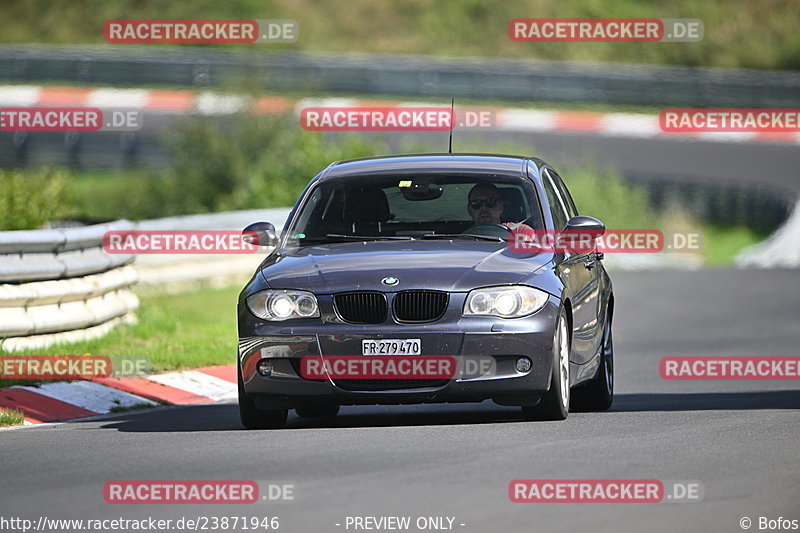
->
[[466, 183, 535, 242], [467, 183, 504, 224]]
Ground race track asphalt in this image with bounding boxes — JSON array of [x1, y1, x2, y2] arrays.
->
[[2, 268, 798, 533]]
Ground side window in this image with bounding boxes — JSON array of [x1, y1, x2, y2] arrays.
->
[[542, 169, 568, 229], [548, 169, 578, 218]]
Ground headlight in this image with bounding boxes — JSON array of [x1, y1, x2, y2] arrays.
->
[[246, 290, 320, 321], [463, 286, 549, 318]]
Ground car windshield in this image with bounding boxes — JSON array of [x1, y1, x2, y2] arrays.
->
[[285, 173, 543, 245]]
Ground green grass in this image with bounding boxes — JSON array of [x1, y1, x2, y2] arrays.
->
[[700, 224, 769, 267], [1, 0, 798, 70], [562, 167, 654, 230], [1, 285, 241, 382], [0, 408, 25, 427], [550, 167, 766, 265]]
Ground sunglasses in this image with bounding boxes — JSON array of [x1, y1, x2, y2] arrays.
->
[[469, 197, 500, 209]]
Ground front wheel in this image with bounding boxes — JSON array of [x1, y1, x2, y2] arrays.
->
[[521, 309, 570, 421], [238, 362, 288, 429], [571, 312, 614, 412]]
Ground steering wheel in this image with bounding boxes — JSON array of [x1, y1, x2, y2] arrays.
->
[[463, 223, 512, 238]]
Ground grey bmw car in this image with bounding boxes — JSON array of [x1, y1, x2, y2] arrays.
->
[[237, 154, 614, 429]]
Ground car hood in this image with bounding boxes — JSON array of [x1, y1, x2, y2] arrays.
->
[[258, 240, 551, 293]]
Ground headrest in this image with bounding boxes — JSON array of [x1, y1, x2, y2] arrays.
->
[[499, 187, 526, 222], [344, 187, 391, 223]]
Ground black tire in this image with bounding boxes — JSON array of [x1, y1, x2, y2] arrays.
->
[[238, 362, 288, 430], [571, 311, 614, 412], [295, 404, 340, 418], [521, 309, 570, 421]]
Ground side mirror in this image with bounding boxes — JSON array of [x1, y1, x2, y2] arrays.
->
[[565, 216, 605, 238], [242, 221, 277, 247]]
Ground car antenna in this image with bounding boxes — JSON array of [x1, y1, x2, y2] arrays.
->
[[448, 98, 455, 154]]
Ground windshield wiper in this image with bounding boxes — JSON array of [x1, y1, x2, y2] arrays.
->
[[313, 234, 415, 243], [421, 233, 505, 242]]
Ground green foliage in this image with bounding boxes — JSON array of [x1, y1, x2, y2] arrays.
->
[[68, 171, 182, 221], [0, 168, 74, 230], [0, 126, 767, 266], [0, 408, 25, 427], [558, 166, 653, 229], [2, 285, 243, 374], [1, 0, 798, 70], [58, 115, 391, 220], [451, 140, 656, 230], [702, 224, 769, 267], [163, 114, 390, 212]]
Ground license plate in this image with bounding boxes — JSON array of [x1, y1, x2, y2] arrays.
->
[[362, 339, 421, 356]]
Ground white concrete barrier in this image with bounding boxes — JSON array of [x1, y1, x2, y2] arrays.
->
[[0, 222, 139, 352]]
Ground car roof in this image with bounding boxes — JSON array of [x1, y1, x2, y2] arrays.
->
[[318, 153, 546, 181]]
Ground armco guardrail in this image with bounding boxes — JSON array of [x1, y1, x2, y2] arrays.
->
[[0, 221, 138, 352], [1, 45, 798, 107], [0, 210, 291, 352]]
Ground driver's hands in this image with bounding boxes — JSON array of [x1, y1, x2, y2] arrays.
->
[[503, 221, 532, 232]]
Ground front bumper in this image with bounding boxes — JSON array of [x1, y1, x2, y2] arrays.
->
[[238, 296, 561, 408]]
